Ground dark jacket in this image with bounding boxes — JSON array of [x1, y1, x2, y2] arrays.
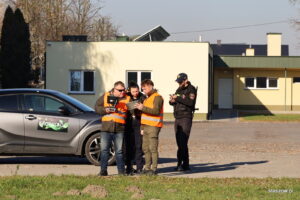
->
[[169, 82, 197, 119], [127, 92, 146, 120], [95, 92, 128, 133]]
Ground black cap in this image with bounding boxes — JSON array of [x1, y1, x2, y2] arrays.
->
[[175, 73, 188, 83]]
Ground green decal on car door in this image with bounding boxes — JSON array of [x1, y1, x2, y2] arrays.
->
[[38, 117, 69, 132]]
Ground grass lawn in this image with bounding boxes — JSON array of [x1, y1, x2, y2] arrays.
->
[[0, 175, 299, 200], [239, 112, 300, 122]]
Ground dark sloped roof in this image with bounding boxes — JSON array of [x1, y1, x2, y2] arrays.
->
[[211, 44, 289, 56]]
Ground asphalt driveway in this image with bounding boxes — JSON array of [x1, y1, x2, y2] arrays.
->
[[1, 121, 299, 178]]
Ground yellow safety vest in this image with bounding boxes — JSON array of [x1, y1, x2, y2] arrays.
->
[[141, 92, 164, 127], [102, 92, 129, 124]]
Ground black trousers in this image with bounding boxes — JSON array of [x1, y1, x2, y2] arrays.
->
[[124, 118, 143, 170], [132, 118, 143, 170], [175, 118, 192, 168]]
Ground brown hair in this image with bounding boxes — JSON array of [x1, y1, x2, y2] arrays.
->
[[114, 81, 125, 88], [141, 79, 154, 87]]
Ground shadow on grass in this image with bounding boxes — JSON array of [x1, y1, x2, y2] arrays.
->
[[0, 156, 90, 165], [159, 160, 268, 176], [239, 111, 275, 118]]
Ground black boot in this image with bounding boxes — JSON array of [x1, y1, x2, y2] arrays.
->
[[98, 170, 108, 176]]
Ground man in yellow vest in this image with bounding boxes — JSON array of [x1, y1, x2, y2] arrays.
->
[[95, 81, 130, 176], [135, 79, 163, 175]]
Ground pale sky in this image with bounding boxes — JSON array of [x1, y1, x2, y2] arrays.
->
[[101, 0, 300, 55]]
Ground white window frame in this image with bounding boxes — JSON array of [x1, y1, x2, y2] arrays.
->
[[126, 70, 152, 87], [69, 70, 95, 94], [244, 77, 278, 90]]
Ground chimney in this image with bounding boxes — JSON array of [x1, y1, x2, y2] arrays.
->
[[246, 48, 255, 56], [267, 33, 282, 56]]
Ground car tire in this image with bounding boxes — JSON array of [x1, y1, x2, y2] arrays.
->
[[85, 133, 116, 166]]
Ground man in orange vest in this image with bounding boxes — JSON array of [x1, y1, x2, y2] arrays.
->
[[95, 81, 130, 176], [135, 79, 163, 175]]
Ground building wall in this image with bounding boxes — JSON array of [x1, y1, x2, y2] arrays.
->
[[234, 69, 288, 110], [46, 41, 211, 117], [214, 68, 300, 111]]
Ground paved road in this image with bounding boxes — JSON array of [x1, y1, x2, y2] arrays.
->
[[1, 121, 300, 178]]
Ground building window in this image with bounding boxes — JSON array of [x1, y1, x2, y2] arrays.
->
[[268, 78, 278, 88], [256, 77, 267, 88], [70, 70, 94, 93], [245, 77, 278, 89], [245, 77, 255, 88], [126, 71, 152, 87], [293, 77, 300, 83]]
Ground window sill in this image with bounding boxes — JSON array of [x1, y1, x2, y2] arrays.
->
[[68, 92, 95, 95], [244, 88, 279, 90]]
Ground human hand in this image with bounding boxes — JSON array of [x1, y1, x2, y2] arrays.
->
[[105, 107, 112, 113], [134, 102, 144, 110], [169, 98, 176, 103], [140, 130, 144, 135], [172, 94, 178, 99]]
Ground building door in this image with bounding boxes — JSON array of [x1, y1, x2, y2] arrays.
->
[[218, 78, 233, 109], [292, 77, 300, 110]]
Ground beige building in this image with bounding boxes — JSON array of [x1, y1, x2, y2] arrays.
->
[[46, 41, 213, 119], [214, 33, 300, 111]]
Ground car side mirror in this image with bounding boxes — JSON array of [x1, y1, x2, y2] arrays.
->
[[58, 106, 71, 115]]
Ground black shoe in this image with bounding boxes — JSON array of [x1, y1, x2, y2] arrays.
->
[[126, 168, 136, 176], [182, 166, 191, 171], [143, 169, 157, 175], [174, 165, 184, 171], [142, 169, 151, 175], [98, 170, 108, 176], [136, 169, 143, 175]]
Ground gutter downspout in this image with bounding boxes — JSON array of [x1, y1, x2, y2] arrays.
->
[[284, 68, 287, 111]]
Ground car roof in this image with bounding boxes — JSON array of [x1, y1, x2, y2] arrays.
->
[[0, 88, 59, 95]]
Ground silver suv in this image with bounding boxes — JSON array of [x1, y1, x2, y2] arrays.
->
[[0, 89, 115, 166]]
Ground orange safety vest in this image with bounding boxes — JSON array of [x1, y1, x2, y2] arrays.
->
[[141, 92, 164, 127], [102, 92, 129, 124]]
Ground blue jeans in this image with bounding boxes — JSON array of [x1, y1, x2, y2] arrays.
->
[[100, 131, 125, 173]]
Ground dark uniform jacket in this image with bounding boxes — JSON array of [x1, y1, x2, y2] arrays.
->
[[95, 92, 128, 133], [170, 82, 196, 119]]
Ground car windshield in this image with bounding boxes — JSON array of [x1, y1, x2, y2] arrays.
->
[[54, 91, 94, 112]]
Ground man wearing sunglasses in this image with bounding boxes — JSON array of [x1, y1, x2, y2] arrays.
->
[[95, 81, 130, 176]]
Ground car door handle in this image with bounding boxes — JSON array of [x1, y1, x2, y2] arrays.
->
[[25, 115, 37, 120]]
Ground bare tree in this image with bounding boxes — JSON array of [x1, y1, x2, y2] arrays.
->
[[90, 16, 118, 41], [2, 0, 118, 86]]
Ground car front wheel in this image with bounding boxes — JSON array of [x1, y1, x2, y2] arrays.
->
[[85, 133, 116, 166]]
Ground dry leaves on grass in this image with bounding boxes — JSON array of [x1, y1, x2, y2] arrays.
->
[[66, 189, 81, 196], [131, 192, 144, 199], [82, 184, 108, 198], [52, 191, 64, 196], [125, 185, 145, 199]]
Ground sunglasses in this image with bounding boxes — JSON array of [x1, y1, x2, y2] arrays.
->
[[115, 88, 125, 92]]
